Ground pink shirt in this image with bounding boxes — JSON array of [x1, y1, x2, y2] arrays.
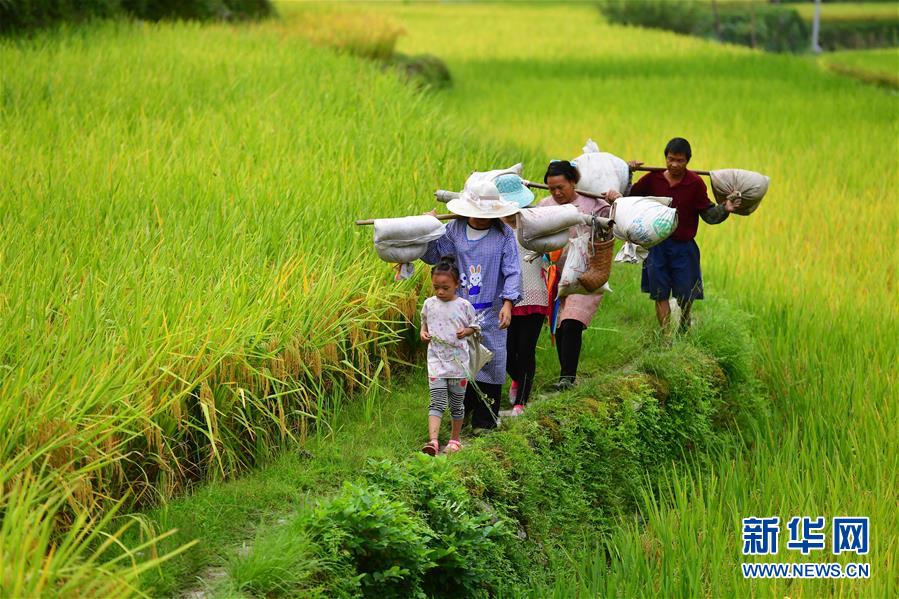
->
[[538, 193, 612, 327]]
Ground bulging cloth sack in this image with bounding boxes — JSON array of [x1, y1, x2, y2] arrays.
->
[[573, 139, 630, 196], [611, 196, 677, 248], [516, 204, 585, 253], [468, 331, 494, 377], [710, 169, 770, 216], [373, 215, 446, 263]]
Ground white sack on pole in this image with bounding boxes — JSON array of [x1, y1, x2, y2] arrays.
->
[[516, 204, 584, 253], [611, 196, 677, 248], [709, 168, 770, 216], [572, 138, 630, 196], [373, 215, 446, 263]]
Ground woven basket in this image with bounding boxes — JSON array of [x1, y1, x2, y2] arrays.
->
[[577, 236, 615, 292]]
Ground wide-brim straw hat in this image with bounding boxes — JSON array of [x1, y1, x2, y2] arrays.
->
[[447, 179, 522, 219]]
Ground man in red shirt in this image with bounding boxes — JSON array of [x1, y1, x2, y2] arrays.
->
[[606, 138, 740, 332]]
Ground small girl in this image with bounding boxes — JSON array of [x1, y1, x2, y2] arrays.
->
[[420, 256, 480, 455]]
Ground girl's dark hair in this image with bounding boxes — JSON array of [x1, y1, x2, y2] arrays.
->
[[432, 255, 460, 282], [543, 160, 581, 184], [664, 137, 692, 161]]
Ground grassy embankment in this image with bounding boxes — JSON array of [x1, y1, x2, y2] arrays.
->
[[378, 3, 897, 597], [134, 270, 764, 597]]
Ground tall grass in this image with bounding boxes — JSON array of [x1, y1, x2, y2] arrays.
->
[[369, 2, 898, 595], [0, 13, 519, 593], [820, 47, 899, 87]]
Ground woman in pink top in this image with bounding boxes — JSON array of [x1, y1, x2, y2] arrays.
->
[[538, 161, 611, 391]]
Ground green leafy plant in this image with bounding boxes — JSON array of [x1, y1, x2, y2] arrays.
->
[[308, 482, 435, 597]]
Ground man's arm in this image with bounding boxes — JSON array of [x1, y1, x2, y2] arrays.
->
[[697, 176, 739, 224], [699, 203, 730, 224]]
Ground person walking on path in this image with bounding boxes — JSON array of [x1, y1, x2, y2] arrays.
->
[[422, 178, 523, 431], [419, 257, 480, 455], [604, 137, 741, 332], [538, 160, 612, 391], [501, 212, 549, 416]]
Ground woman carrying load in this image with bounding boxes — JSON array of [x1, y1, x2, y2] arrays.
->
[[498, 175, 549, 416], [423, 177, 524, 431], [538, 160, 612, 391]]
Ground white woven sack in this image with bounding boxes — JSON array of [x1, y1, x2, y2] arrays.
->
[[611, 196, 677, 248], [465, 163, 524, 187], [517, 204, 583, 242], [573, 139, 630, 196], [373, 215, 446, 263], [373, 215, 446, 246], [376, 243, 429, 264], [517, 229, 571, 253], [709, 168, 769, 216]]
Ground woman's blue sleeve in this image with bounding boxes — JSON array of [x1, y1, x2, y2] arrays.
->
[[500, 231, 522, 302], [422, 228, 455, 265]]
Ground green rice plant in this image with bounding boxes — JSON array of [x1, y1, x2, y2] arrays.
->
[[272, 4, 405, 60], [3, 1, 897, 593], [0, 472, 192, 597], [820, 47, 899, 87]]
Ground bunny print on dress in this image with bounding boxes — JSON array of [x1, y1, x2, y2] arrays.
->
[[468, 264, 482, 296]]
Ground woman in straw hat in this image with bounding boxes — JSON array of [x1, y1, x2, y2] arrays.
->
[[538, 160, 612, 391], [422, 177, 524, 432]]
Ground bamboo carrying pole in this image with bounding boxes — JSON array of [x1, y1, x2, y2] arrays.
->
[[436, 184, 609, 202], [355, 214, 456, 226], [634, 166, 712, 176], [356, 165, 717, 225], [521, 180, 606, 200]]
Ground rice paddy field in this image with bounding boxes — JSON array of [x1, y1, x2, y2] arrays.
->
[[1, 1, 897, 596], [820, 47, 899, 87]]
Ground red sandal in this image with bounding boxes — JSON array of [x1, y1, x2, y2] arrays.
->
[[422, 440, 439, 456]]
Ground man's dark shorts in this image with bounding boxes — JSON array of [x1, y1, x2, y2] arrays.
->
[[641, 238, 704, 303]]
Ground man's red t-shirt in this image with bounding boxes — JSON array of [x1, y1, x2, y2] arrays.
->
[[629, 170, 713, 241]]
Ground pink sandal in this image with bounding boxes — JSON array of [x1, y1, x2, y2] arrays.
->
[[444, 439, 462, 454], [422, 440, 439, 456]]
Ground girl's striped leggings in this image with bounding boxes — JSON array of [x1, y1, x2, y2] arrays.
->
[[428, 377, 466, 420]]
